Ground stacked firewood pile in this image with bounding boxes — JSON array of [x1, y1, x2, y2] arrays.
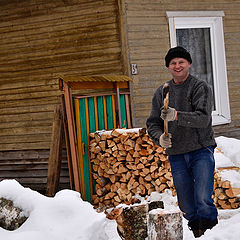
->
[[90, 128, 176, 209], [213, 169, 240, 209], [89, 128, 240, 210]]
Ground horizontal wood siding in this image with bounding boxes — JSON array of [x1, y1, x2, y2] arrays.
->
[[0, 0, 123, 192], [124, 0, 240, 139], [0, 0, 122, 151], [0, 149, 69, 193]]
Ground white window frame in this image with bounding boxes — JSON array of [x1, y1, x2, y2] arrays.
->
[[166, 11, 231, 126]]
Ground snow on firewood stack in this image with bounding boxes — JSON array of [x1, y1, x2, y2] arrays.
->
[[212, 141, 240, 210], [213, 169, 240, 209], [89, 128, 176, 209]]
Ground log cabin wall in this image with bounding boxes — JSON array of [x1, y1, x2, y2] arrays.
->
[[122, 0, 240, 139], [0, 0, 123, 192]]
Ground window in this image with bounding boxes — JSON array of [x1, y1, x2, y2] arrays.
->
[[166, 11, 231, 126]]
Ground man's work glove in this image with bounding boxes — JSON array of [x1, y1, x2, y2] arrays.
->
[[161, 107, 177, 122], [159, 133, 172, 148]]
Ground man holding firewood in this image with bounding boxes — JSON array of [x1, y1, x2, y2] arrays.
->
[[146, 46, 218, 238]]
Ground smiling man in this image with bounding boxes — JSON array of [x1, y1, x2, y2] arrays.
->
[[168, 58, 191, 84], [146, 46, 218, 238]]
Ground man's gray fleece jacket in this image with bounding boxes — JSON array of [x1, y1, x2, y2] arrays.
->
[[146, 74, 216, 155]]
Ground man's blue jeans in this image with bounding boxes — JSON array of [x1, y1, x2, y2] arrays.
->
[[168, 146, 218, 222]]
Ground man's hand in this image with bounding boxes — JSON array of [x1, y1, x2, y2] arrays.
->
[[161, 107, 177, 121], [159, 133, 172, 148]]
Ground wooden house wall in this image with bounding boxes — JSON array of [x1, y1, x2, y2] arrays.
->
[[123, 0, 240, 139], [0, 0, 123, 192], [0, 0, 123, 151], [0, 149, 69, 194]]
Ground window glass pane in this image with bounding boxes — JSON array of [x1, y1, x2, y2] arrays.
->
[[176, 28, 216, 110]]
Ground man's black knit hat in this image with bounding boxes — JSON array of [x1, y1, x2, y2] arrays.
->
[[165, 46, 192, 67]]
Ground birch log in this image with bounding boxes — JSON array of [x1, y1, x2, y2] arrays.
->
[[148, 209, 183, 240]]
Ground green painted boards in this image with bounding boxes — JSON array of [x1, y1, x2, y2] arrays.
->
[[74, 93, 131, 202]]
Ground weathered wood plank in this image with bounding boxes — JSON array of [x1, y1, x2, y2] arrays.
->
[[0, 169, 48, 177], [0, 79, 57, 90], [0, 149, 50, 160], [0, 112, 53, 122], [0, 85, 59, 96], [0, 97, 58, 109], [0, 134, 52, 144], [0, 105, 55, 115], [0, 142, 51, 151], [46, 105, 64, 196], [0, 91, 59, 101], [0, 126, 52, 137]]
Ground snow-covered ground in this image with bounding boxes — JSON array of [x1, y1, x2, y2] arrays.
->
[[0, 136, 240, 240]]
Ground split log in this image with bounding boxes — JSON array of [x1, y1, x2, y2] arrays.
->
[[116, 204, 148, 240], [106, 201, 164, 240], [148, 209, 183, 240]]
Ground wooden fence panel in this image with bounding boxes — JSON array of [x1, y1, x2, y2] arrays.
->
[[73, 93, 131, 202]]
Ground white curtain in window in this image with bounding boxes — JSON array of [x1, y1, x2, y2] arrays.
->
[[176, 28, 215, 110]]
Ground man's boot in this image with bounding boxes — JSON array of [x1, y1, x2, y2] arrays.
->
[[188, 219, 206, 238]]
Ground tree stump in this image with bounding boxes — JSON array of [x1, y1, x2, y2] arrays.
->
[[108, 201, 164, 240], [148, 209, 183, 240], [0, 198, 28, 230], [116, 204, 148, 240]]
